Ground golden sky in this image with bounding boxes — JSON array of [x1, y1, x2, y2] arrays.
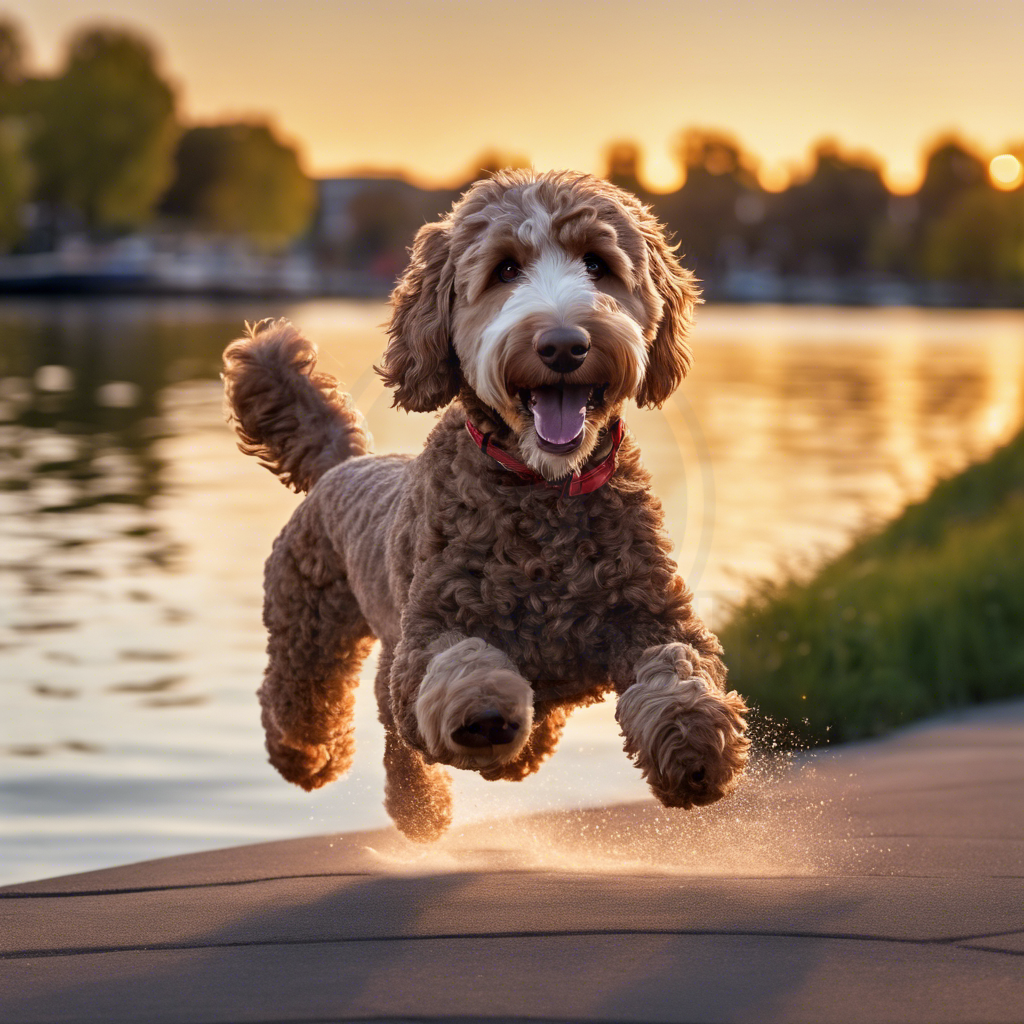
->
[[7, 0, 1024, 192]]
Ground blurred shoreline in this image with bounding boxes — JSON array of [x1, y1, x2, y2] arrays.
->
[[2, 20, 1022, 313], [2, 236, 1023, 308]]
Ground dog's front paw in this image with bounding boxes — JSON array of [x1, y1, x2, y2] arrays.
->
[[617, 643, 749, 809], [416, 636, 534, 771]]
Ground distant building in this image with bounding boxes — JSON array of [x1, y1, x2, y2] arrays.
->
[[314, 176, 458, 275]]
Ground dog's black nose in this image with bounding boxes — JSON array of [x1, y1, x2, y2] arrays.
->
[[452, 711, 520, 748], [535, 327, 590, 374]]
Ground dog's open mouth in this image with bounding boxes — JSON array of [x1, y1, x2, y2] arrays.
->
[[518, 384, 608, 455]]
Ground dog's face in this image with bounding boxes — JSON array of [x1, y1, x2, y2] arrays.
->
[[379, 170, 699, 480]]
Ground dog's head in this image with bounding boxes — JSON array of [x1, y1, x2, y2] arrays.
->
[[379, 169, 699, 479]]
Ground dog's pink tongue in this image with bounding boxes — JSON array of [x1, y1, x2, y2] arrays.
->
[[531, 385, 589, 445]]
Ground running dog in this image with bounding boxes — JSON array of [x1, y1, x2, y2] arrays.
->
[[222, 169, 749, 840]]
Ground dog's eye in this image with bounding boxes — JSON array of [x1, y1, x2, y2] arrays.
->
[[583, 253, 607, 281], [494, 258, 521, 284]]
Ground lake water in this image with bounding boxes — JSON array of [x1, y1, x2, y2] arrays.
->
[[2, 299, 1023, 885]]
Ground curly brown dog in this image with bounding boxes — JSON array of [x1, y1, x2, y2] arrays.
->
[[222, 169, 749, 841]]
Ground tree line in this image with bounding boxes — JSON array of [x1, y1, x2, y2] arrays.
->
[[607, 133, 1024, 293], [0, 20, 315, 252], [0, 17, 1021, 297], [319, 133, 1024, 299]]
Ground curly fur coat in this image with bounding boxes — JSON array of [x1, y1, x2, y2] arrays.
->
[[223, 169, 749, 841]]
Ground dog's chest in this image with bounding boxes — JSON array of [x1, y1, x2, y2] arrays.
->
[[434, 488, 673, 671]]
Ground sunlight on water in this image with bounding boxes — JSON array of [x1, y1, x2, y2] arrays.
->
[[1, 299, 1022, 884]]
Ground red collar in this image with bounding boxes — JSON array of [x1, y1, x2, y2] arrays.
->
[[465, 418, 625, 497]]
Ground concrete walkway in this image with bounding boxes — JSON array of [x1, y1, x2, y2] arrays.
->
[[2, 700, 1022, 1023]]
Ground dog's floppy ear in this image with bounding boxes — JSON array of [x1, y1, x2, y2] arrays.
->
[[635, 216, 700, 409], [377, 220, 459, 412]]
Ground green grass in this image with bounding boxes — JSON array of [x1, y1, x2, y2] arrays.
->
[[720, 425, 1024, 744]]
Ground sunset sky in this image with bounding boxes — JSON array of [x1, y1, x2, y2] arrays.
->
[[6, 0, 1024, 192]]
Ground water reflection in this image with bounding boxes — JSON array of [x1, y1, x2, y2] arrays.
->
[[1, 299, 1022, 885], [2, 314, 190, 735], [0, 302, 254, 805]]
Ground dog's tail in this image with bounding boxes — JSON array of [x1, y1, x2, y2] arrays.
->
[[222, 318, 371, 492]]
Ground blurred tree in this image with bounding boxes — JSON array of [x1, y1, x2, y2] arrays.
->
[[868, 195, 920, 276], [922, 188, 1024, 284], [870, 138, 990, 279], [28, 27, 179, 231], [450, 149, 529, 207], [0, 19, 30, 250], [464, 149, 530, 180], [662, 128, 761, 278], [916, 136, 987, 222], [160, 122, 315, 250], [769, 142, 889, 275], [0, 18, 25, 91], [604, 140, 647, 198], [679, 130, 756, 182], [0, 118, 31, 250], [903, 137, 991, 279]]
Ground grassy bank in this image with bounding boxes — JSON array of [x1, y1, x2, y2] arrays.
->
[[720, 426, 1024, 744]]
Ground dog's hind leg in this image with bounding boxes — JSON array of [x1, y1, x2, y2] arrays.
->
[[259, 507, 374, 791], [376, 646, 453, 842]]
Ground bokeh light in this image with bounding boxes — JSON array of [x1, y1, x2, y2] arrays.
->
[[989, 153, 1023, 190]]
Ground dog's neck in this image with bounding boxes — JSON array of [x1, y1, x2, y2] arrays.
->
[[459, 391, 623, 474]]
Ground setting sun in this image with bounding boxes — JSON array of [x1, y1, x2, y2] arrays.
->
[[990, 154, 1024, 190]]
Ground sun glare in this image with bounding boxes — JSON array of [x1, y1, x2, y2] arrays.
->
[[989, 154, 1023, 190], [642, 150, 684, 194], [758, 165, 791, 193]]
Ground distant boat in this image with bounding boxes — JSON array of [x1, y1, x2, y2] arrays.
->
[[0, 236, 389, 299], [0, 248, 150, 294]]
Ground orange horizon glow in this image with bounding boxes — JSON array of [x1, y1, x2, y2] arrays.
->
[[7, 0, 1024, 195], [757, 165, 793, 194]]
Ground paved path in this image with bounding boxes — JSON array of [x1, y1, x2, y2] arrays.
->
[[2, 700, 1023, 1023]]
